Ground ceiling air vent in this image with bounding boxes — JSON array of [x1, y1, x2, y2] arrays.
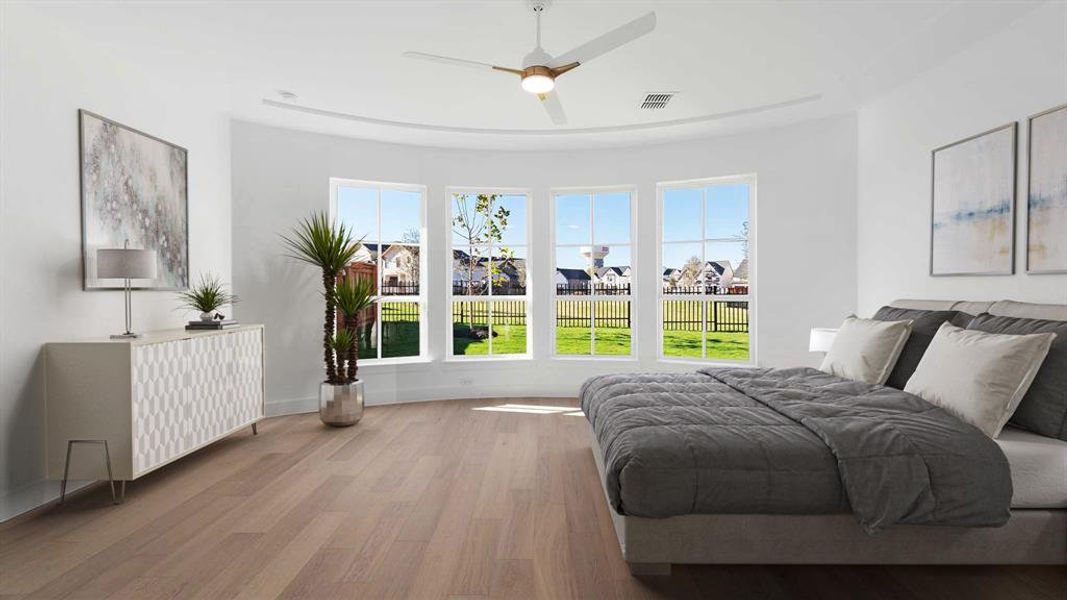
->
[[640, 93, 675, 110]]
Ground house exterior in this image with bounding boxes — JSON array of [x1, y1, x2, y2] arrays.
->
[[594, 266, 632, 287], [733, 258, 749, 285], [662, 260, 740, 291], [353, 243, 420, 288], [554, 268, 591, 287], [452, 250, 526, 292]]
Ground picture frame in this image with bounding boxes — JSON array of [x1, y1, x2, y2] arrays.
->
[[80, 109, 189, 290], [929, 122, 1017, 277], [1026, 102, 1067, 274]]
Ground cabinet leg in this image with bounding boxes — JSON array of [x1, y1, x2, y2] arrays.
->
[[251, 422, 258, 435], [102, 440, 118, 505], [60, 439, 120, 505], [119, 480, 127, 503], [60, 441, 74, 504]]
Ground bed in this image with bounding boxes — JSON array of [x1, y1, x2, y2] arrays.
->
[[582, 299, 1067, 574]]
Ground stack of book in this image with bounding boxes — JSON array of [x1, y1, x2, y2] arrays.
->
[[186, 319, 240, 331]]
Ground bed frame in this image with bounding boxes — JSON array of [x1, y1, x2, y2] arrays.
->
[[589, 299, 1067, 574]]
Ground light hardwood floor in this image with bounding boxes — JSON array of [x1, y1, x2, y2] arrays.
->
[[1, 398, 1064, 600]]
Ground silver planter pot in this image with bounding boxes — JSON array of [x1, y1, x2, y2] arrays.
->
[[319, 380, 364, 427]]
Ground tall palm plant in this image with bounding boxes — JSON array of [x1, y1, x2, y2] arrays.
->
[[281, 212, 360, 385], [335, 276, 376, 382]]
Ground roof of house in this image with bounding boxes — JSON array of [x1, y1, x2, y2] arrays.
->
[[595, 266, 630, 278], [359, 242, 419, 256], [556, 268, 591, 281], [734, 258, 749, 281], [704, 260, 731, 276]]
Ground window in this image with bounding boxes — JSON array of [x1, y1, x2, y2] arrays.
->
[[553, 189, 634, 356], [659, 177, 753, 362], [332, 179, 426, 362], [449, 190, 530, 358]]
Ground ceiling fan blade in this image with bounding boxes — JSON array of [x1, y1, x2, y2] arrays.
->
[[402, 51, 521, 74], [549, 12, 656, 69], [539, 91, 567, 126]]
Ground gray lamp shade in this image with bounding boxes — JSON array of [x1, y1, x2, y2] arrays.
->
[[96, 248, 158, 279]]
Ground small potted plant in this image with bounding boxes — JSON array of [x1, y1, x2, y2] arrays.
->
[[281, 212, 368, 427], [177, 273, 239, 321]]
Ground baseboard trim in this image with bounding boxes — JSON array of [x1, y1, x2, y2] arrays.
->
[[265, 383, 577, 417], [0, 479, 94, 524]]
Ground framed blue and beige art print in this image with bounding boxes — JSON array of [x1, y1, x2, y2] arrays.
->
[[79, 109, 189, 290], [1026, 103, 1067, 274], [930, 123, 1017, 276]]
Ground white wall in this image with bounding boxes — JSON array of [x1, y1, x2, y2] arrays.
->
[[231, 115, 858, 414], [857, 2, 1067, 314], [0, 4, 232, 516]]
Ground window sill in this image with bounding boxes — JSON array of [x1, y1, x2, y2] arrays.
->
[[358, 357, 433, 369], [549, 355, 638, 363], [656, 357, 757, 368], [443, 354, 533, 364]]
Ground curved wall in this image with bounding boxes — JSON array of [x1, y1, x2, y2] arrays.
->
[[231, 116, 858, 414]]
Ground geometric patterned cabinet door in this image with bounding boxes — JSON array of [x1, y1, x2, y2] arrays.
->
[[132, 338, 192, 475], [46, 325, 265, 484]]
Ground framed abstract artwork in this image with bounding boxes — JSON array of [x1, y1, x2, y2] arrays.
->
[[80, 109, 189, 290], [1026, 103, 1067, 274], [930, 123, 1017, 276]]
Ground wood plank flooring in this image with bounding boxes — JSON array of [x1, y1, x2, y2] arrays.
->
[[1, 398, 1063, 599]]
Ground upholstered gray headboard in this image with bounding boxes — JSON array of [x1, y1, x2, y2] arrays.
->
[[890, 299, 1067, 322]]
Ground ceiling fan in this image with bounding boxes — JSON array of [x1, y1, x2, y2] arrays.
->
[[402, 1, 656, 126]]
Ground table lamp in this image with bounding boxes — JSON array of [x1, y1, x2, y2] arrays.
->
[[97, 241, 157, 339], [809, 328, 838, 353]]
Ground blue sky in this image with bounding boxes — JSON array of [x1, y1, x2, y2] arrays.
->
[[337, 186, 421, 243], [339, 184, 747, 270], [662, 184, 749, 271]]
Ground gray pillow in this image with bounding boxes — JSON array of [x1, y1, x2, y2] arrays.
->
[[966, 313, 1067, 440], [904, 323, 1056, 438], [872, 306, 971, 390]]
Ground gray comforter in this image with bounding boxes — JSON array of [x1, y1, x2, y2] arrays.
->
[[580, 367, 1012, 533]]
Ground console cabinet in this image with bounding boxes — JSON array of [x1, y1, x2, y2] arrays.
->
[[45, 325, 264, 482]]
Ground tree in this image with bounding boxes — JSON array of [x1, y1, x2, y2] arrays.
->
[[399, 228, 420, 286], [680, 255, 704, 287], [733, 221, 750, 262], [452, 194, 512, 330]]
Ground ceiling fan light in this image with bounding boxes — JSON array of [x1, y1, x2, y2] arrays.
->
[[521, 73, 555, 94]]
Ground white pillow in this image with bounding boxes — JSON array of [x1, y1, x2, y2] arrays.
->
[[819, 316, 913, 385], [904, 322, 1057, 438]]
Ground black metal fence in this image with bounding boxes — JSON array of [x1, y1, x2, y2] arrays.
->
[[380, 282, 420, 296], [662, 285, 749, 295], [555, 283, 631, 296], [662, 300, 749, 333], [555, 300, 631, 328], [380, 302, 419, 322], [451, 282, 527, 296], [451, 300, 527, 325]]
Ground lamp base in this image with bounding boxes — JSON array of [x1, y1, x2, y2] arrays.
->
[[110, 332, 142, 340]]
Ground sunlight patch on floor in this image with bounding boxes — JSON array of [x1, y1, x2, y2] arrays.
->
[[473, 403, 584, 416]]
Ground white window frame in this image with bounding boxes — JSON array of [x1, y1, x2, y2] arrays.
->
[[445, 186, 533, 361], [549, 185, 639, 359], [329, 177, 428, 365], [656, 174, 757, 365]]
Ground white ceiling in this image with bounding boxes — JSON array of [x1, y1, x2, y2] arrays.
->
[[31, 0, 1043, 149]]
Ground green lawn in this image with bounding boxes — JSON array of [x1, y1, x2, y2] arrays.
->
[[662, 330, 750, 361], [452, 323, 526, 355]]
